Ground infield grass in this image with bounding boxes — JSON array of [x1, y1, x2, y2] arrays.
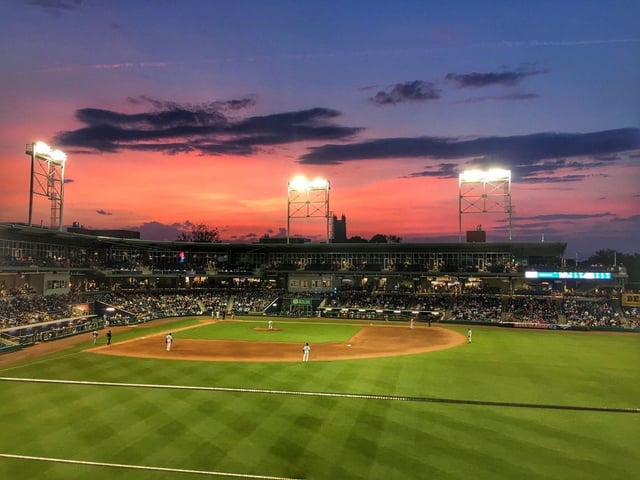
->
[[0, 317, 638, 480], [180, 319, 361, 342]]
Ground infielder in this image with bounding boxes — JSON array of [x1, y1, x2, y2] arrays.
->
[[166, 332, 174, 351], [302, 342, 311, 362], [268, 319, 273, 330], [467, 328, 472, 344]]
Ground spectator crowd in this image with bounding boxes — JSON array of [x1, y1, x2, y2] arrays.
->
[[2, 288, 639, 337]]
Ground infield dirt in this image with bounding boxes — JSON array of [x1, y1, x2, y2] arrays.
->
[[89, 320, 466, 362]]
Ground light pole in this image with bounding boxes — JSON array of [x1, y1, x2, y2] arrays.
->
[[25, 141, 67, 230], [287, 175, 330, 243], [458, 168, 512, 241]]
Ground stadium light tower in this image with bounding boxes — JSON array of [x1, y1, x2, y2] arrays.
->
[[25, 141, 67, 230], [458, 168, 512, 241], [287, 175, 331, 243]]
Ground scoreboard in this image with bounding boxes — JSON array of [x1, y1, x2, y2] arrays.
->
[[525, 271, 612, 280]]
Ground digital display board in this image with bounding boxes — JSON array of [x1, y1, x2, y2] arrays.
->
[[525, 271, 612, 280]]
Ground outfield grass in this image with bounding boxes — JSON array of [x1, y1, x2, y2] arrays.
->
[[0, 318, 638, 480]]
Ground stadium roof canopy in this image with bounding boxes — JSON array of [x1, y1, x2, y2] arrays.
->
[[0, 223, 567, 258]]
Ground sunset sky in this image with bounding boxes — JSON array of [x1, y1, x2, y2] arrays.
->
[[1, 0, 638, 258]]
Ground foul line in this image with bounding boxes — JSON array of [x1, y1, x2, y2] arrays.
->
[[0, 453, 303, 480], [1, 377, 638, 414]]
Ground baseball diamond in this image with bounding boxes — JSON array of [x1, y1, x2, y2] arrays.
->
[[89, 321, 466, 362]]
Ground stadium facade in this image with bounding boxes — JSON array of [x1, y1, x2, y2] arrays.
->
[[0, 222, 625, 298]]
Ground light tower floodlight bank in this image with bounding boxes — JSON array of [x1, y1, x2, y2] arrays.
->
[[25, 141, 67, 231], [287, 176, 331, 244], [458, 168, 512, 241]]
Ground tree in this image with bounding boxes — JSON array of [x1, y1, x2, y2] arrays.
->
[[347, 235, 368, 243], [369, 234, 402, 243], [177, 223, 220, 242], [369, 234, 388, 243]]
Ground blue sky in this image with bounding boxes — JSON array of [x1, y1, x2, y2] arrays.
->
[[1, 0, 639, 257]]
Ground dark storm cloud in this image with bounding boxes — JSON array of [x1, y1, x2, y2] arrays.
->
[[445, 66, 549, 88], [126, 95, 257, 113], [370, 81, 440, 105], [471, 158, 611, 183], [75, 107, 228, 129], [300, 128, 640, 183], [515, 174, 590, 184], [404, 163, 459, 179], [406, 165, 594, 184], [56, 100, 361, 155]]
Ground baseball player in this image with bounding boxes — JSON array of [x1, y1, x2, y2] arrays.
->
[[92, 329, 98, 344], [467, 328, 472, 344], [166, 332, 174, 351], [302, 342, 311, 362]]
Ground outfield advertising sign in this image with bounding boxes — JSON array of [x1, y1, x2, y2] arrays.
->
[[622, 293, 640, 307]]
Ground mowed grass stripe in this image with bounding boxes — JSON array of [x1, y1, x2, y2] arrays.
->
[[2, 323, 639, 480], [1, 377, 638, 413], [1, 380, 638, 479], [0, 454, 303, 480]]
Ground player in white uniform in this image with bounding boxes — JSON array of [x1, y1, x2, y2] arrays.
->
[[467, 328, 472, 344], [166, 333, 174, 351], [302, 343, 311, 362]]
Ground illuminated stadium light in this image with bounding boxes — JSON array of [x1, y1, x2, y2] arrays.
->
[[287, 175, 331, 243], [309, 177, 329, 189], [51, 149, 67, 163], [25, 141, 68, 230], [33, 141, 52, 156], [29, 141, 67, 164], [288, 175, 311, 192], [458, 167, 512, 242], [288, 175, 330, 192], [459, 168, 510, 183]]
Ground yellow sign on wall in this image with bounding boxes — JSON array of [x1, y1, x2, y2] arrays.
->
[[621, 293, 640, 307]]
